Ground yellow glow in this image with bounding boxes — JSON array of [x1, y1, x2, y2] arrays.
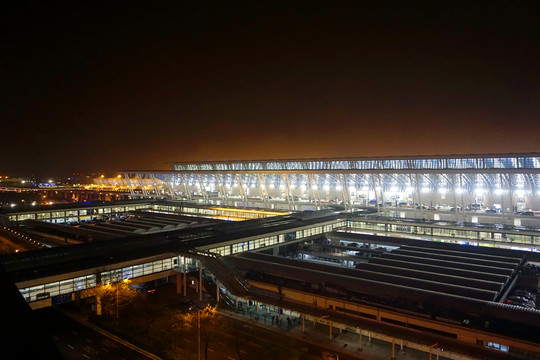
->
[[209, 207, 288, 216]]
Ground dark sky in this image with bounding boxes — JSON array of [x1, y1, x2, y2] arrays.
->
[[2, 1, 539, 176]]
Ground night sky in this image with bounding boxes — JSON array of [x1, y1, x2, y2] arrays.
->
[[2, 2, 539, 176]]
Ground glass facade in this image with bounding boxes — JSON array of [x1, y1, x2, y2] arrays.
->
[[207, 220, 346, 255], [345, 220, 540, 248], [173, 155, 540, 172], [19, 256, 178, 302]]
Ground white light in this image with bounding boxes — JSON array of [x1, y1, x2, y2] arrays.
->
[[349, 187, 356, 193], [421, 187, 430, 193], [405, 186, 413, 194], [362, 186, 369, 191], [279, 184, 285, 190], [515, 189, 526, 197], [250, 183, 256, 188], [390, 186, 398, 192], [475, 188, 485, 196], [290, 184, 296, 189], [456, 188, 464, 194], [438, 188, 447, 194], [323, 185, 330, 191], [312, 185, 318, 190], [269, 183, 275, 189], [336, 185, 342, 191], [495, 188, 504, 195], [300, 185, 307, 192]]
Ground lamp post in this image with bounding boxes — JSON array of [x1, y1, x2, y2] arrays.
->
[[197, 308, 201, 360]]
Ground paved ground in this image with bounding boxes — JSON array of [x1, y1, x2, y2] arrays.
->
[[179, 285, 452, 360]]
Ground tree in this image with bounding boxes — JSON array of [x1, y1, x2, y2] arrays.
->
[[82, 279, 140, 318], [180, 304, 221, 360]]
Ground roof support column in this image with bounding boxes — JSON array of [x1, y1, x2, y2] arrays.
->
[[281, 173, 294, 211], [451, 174, 458, 222], [182, 174, 192, 201], [286, 174, 296, 210], [258, 174, 270, 209], [509, 174, 516, 225], [236, 174, 248, 205], [459, 174, 465, 217], [197, 174, 208, 203], [371, 174, 380, 215], [500, 173, 510, 225], [308, 174, 320, 210], [165, 174, 175, 200], [409, 174, 417, 219], [150, 174, 161, 198], [343, 174, 351, 211], [415, 173, 424, 219], [137, 174, 149, 198], [378, 174, 386, 215], [214, 173, 228, 206], [124, 173, 136, 199]]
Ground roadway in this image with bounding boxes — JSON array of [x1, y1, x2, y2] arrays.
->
[[35, 286, 360, 360], [35, 307, 155, 360]]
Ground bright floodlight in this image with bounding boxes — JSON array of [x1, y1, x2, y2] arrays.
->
[[475, 188, 485, 195], [456, 188, 464, 194], [515, 189, 526, 197], [336, 185, 342, 191], [438, 188, 447, 194], [390, 186, 399, 192], [495, 188, 504, 195], [421, 187, 430, 193]]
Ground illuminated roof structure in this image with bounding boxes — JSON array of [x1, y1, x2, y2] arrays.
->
[[119, 153, 540, 224]]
